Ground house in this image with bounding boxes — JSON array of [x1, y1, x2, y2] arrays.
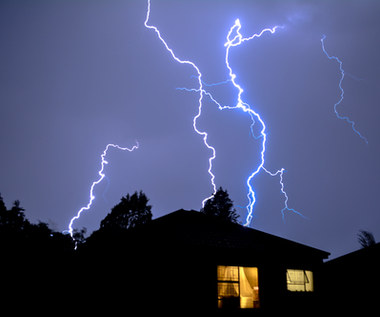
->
[[322, 242, 380, 313], [81, 209, 329, 314]]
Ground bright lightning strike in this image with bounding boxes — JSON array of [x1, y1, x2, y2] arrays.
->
[[222, 19, 303, 226], [66, 1, 306, 244], [173, 15, 302, 225], [262, 167, 305, 222], [144, 0, 217, 206], [67, 142, 139, 244], [321, 35, 368, 144]]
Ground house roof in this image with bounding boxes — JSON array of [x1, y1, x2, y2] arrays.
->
[[325, 242, 380, 267], [140, 209, 330, 262]]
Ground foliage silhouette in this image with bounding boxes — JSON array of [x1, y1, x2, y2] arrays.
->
[[73, 227, 87, 246], [0, 194, 5, 213], [0, 198, 27, 232], [0, 194, 75, 313], [0, 193, 73, 253], [99, 190, 152, 232], [201, 187, 239, 223], [358, 230, 376, 248]]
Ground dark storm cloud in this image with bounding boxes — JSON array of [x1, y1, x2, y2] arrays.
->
[[1, 0, 379, 258]]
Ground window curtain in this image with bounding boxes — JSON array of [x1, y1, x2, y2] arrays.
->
[[287, 269, 314, 292], [239, 267, 259, 308], [217, 266, 239, 297], [217, 266, 260, 308]]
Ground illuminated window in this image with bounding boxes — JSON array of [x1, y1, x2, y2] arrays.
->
[[217, 266, 260, 309], [286, 269, 314, 292]]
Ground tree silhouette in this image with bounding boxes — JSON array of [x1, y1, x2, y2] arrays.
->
[[0, 193, 74, 253], [0, 197, 29, 233], [358, 230, 376, 248], [0, 194, 6, 213], [201, 187, 239, 223], [100, 191, 152, 232], [73, 227, 87, 246]]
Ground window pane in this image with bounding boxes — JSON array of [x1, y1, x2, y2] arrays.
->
[[239, 267, 260, 308], [217, 280, 239, 309], [218, 282, 239, 297], [286, 269, 314, 292], [217, 266, 260, 309], [305, 270, 314, 292], [217, 266, 239, 309], [217, 266, 239, 281]]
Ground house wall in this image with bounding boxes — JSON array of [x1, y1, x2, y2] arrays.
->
[[207, 249, 325, 314], [75, 212, 329, 314], [322, 246, 380, 313]]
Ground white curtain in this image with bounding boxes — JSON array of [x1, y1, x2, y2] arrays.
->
[[239, 267, 259, 308], [217, 266, 239, 297], [217, 266, 260, 309]]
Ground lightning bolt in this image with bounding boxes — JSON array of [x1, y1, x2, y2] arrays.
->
[[262, 167, 305, 222], [223, 19, 303, 226], [144, 0, 217, 205], [67, 142, 139, 246], [321, 35, 368, 144], [66, 1, 309, 245], [154, 6, 302, 226], [179, 21, 303, 226]]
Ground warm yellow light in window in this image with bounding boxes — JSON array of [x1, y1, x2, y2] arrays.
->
[[217, 266, 260, 309], [218, 265, 239, 282], [286, 269, 314, 292]]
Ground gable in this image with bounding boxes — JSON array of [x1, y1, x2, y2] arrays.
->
[[136, 209, 329, 263]]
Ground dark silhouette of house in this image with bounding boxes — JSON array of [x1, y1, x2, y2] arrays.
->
[[82, 209, 329, 314], [322, 242, 380, 313]]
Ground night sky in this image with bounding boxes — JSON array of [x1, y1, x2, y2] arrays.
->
[[1, 0, 379, 259]]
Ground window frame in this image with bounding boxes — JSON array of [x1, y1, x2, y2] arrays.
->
[[217, 265, 260, 309], [286, 269, 314, 292]]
